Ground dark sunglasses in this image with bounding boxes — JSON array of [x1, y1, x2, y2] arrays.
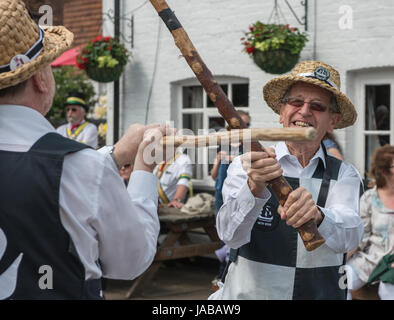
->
[[66, 107, 79, 113], [283, 97, 328, 112]]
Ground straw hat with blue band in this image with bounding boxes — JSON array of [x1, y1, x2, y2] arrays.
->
[[263, 60, 357, 129], [0, 0, 74, 90]]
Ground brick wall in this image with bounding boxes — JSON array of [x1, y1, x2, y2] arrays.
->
[[23, 0, 102, 47], [63, 0, 102, 47]]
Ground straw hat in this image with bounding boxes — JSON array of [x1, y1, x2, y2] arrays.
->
[[0, 0, 74, 90], [263, 60, 357, 129]]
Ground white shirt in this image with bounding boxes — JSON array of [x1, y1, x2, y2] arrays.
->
[[57, 121, 98, 149], [217, 141, 364, 253], [0, 105, 160, 280], [153, 153, 193, 203]]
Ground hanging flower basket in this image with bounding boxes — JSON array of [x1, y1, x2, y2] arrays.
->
[[241, 22, 308, 75], [77, 36, 130, 83], [253, 49, 300, 74], [86, 63, 124, 83]]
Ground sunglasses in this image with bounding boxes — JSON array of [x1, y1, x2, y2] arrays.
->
[[283, 97, 328, 112], [66, 107, 79, 113]]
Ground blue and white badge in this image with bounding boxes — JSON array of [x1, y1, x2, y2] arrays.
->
[[314, 66, 330, 81]]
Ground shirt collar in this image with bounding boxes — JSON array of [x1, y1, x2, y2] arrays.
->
[[275, 141, 327, 168], [0, 104, 56, 149]]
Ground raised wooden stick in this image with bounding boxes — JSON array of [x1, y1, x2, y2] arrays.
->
[[161, 127, 316, 147], [149, 0, 325, 251]]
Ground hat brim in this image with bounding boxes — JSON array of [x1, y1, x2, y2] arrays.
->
[[0, 26, 74, 90], [263, 75, 357, 129]]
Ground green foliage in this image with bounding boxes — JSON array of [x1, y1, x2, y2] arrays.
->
[[46, 66, 96, 126], [241, 22, 308, 55]]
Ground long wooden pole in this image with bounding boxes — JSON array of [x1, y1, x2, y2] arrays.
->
[[149, 0, 325, 251], [161, 127, 316, 147]]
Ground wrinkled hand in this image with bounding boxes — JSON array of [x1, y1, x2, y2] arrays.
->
[[241, 149, 282, 197], [133, 124, 176, 172], [277, 187, 323, 228], [167, 200, 184, 209], [114, 123, 162, 168]]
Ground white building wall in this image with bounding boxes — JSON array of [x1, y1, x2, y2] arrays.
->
[[102, 0, 394, 176]]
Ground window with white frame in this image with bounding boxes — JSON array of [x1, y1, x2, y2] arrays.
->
[[364, 84, 391, 178], [352, 68, 394, 181], [179, 77, 249, 186]]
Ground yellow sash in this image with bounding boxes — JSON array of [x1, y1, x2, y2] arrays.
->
[[156, 154, 182, 204], [66, 122, 90, 140]]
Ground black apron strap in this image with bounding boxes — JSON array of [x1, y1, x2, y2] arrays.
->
[[316, 142, 332, 208]]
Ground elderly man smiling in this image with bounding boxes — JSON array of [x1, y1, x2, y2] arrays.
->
[[210, 61, 363, 300]]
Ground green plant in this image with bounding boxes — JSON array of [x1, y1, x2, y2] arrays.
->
[[241, 22, 308, 56], [77, 36, 130, 81], [46, 66, 96, 126]]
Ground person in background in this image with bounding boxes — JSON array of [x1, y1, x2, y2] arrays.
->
[[323, 132, 343, 160], [211, 110, 251, 214], [346, 144, 394, 300], [154, 148, 193, 209], [56, 91, 98, 148], [120, 163, 133, 186], [210, 111, 251, 285]]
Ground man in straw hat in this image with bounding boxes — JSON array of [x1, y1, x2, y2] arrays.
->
[[56, 91, 98, 148], [0, 0, 170, 299], [210, 61, 364, 300]]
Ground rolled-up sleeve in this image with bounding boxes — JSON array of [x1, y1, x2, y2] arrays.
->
[[94, 164, 160, 280], [317, 162, 364, 253]]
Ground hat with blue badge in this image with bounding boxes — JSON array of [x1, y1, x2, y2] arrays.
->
[[0, 0, 74, 90], [263, 60, 357, 129]]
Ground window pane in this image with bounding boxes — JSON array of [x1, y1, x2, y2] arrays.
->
[[365, 85, 390, 131], [183, 86, 203, 109], [209, 117, 225, 131], [232, 83, 249, 107], [207, 85, 228, 107], [182, 113, 203, 134], [364, 135, 390, 181]]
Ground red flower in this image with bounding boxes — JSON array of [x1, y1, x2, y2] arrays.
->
[[92, 35, 103, 43], [246, 46, 255, 54], [103, 36, 111, 42], [108, 46, 112, 51], [285, 24, 290, 29]]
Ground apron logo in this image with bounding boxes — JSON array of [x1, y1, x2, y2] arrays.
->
[[257, 205, 274, 226], [0, 228, 23, 299]]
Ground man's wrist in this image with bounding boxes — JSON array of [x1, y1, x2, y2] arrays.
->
[[109, 146, 122, 170], [316, 206, 325, 227]]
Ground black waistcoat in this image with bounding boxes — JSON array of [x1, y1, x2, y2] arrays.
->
[[228, 146, 347, 300], [0, 133, 101, 299]]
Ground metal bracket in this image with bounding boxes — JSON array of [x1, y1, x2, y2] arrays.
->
[[284, 0, 308, 31], [103, 9, 134, 48]]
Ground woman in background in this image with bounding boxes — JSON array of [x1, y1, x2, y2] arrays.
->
[[346, 144, 394, 299]]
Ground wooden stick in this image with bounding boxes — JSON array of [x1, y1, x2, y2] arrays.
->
[[161, 127, 316, 147], [149, 0, 325, 251]]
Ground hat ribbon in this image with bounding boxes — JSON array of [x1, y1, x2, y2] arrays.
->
[[0, 25, 45, 74], [296, 72, 338, 90]]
